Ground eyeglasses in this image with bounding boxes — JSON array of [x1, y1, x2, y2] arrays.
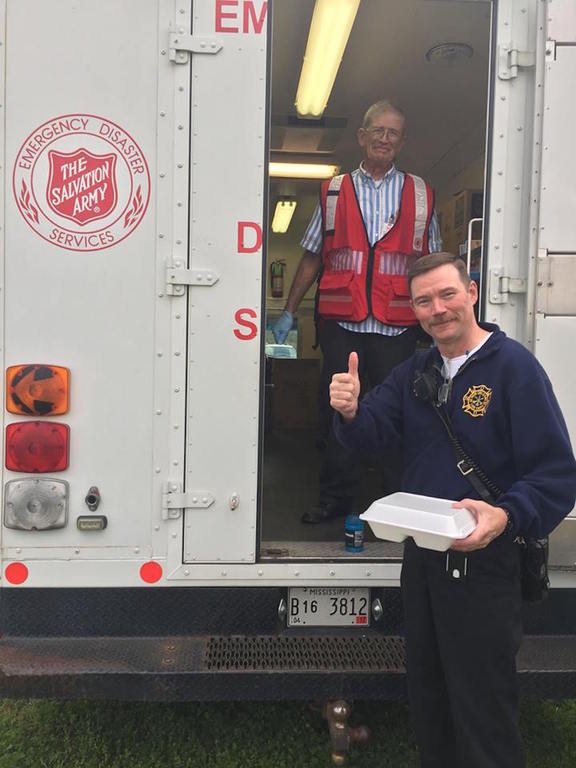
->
[[363, 126, 402, 141]]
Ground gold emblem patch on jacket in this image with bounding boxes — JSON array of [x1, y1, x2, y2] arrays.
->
[[462, 385, 492, 417]]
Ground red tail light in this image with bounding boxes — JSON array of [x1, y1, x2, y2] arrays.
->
[[5, 421, 70, 473]]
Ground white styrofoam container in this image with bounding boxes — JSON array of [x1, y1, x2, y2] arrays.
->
[[360, 492, 477, 552]]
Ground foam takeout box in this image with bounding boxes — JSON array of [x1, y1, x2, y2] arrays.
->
[[360, 492, 477, 552]]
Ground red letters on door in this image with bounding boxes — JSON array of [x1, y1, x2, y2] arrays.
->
[[237, 221, 262, 253], [234, 308, 258, 340], [215, 1, 268, 34]]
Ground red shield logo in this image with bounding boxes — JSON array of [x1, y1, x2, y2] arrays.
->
[[46, 148, 117, 226]]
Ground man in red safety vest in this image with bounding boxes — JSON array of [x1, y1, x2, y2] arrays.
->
[[273, 100, 443, 523]]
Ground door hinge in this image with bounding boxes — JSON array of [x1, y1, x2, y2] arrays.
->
[[169, 32, 222, 64], [166, 266, 219, 296], [162, 483, 215, 519], [498, 44, 535, 80], [488, 268, 527, 305]]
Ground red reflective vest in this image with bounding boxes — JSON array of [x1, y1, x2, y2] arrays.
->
[[317, 172, 434, 325]]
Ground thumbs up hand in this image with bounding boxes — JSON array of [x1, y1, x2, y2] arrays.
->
[[330, 352, 361, 422]]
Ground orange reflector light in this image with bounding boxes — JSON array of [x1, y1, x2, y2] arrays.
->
[[5, 422, 70, 473], [6, 364, 70, 416]]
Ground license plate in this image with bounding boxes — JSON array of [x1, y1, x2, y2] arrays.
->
[[287, 587, 370, 627]]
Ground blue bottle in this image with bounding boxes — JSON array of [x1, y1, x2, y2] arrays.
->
[[345, 514, 364, 553]]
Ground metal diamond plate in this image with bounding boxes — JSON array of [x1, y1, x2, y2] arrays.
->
[[205, 635, 406, 672]]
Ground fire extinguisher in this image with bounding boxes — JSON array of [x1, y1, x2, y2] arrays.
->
[[270, 260, 286, 298]]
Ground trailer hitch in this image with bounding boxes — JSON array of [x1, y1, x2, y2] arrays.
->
[[311, 700, 370, 765]]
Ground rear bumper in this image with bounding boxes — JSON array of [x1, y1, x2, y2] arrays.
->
[[0, 633, 575, 701], [1, 586, 575, 700]]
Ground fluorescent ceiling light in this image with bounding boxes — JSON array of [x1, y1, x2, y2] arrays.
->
[[295, 0, 361, 118], [269, 162, 340, 179], [271, 199, 297, 233]]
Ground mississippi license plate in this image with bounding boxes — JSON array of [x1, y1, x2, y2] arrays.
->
[[287, 587, 370, 627]]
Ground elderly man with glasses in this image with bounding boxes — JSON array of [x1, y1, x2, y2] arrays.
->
[[274, 100, 443, 523]]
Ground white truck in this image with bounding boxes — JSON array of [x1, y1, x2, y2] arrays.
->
[[0, 0, 575, 758]]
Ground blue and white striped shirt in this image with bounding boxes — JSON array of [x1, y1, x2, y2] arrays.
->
[[301, 164, 443, 335]]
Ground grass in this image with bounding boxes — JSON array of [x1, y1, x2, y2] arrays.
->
[[0, 699, 574, 767]]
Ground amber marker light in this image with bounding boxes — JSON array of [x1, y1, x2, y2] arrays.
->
[[6, 364, 70, 416], [6, 421, 70, 473]]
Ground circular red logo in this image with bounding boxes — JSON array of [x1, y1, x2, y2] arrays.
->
[[13, 114, 151, 252]]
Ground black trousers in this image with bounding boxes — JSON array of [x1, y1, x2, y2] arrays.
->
[[317, 321, 424, 509], [401, 537, 526, 768]]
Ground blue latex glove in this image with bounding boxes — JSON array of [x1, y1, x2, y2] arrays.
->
[[272, 310, 293, 344]]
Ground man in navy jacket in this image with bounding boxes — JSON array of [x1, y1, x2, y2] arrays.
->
[[331, 252, 576, 768]]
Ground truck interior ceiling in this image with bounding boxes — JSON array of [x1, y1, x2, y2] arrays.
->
[[261, 0, 491, 561]]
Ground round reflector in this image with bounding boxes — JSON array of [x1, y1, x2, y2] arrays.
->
[[4, 478, 68, 530], [5, 562, 29, 585], [6, 364, 70, 416], [140, 561, 163, 584], [5, 421, 70, 473]]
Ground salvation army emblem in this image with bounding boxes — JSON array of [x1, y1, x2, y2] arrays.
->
[[47, 149, 117, 226], [462, 385, 492, 417], [13, 114, 150, 252]]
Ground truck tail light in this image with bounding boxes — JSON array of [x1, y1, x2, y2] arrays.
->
[[5, 421, 70, 472], [6, 364, 70, 416], [4, 478, 68, 530]]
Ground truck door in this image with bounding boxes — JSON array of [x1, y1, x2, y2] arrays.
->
[[481, 0, 575, 448], [532, 1, 576, 448], [481, 0, 576, 564], [2, 0, 196, 586], [532, 0, 576, 563], [180, 0, 268, 563]]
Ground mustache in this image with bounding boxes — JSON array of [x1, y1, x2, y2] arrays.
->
[[430, 317, 455, 325]]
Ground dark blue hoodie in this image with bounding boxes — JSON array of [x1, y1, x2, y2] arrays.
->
[[334, 324, 576, 538]]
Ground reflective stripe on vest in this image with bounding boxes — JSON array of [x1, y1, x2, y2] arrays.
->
[[324, 172, 429, 252], [409, 173, 428, 254], [324, 174, 345, 234]]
